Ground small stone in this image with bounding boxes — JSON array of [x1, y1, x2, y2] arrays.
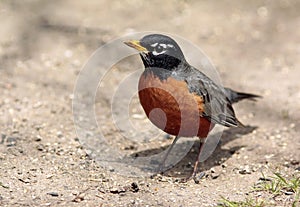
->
[[290, 160, 299, 165], [283, 191, 294, 195], [158, 176, 167, 182], [36, 144, 44, 151], [6, 136, 17, 147], [0, 134, 6, 144], [47, 192, 59, 197], [110, 187, 125, 194], [12, 130, 19, 134], [46, 174, 54, 179], [221, 163, 227, 168], [259, 177, 272, 182], [18, 178, 30, 183], [72, 196, 84, 203], [131, 182, 139, 192], [34, 135, 42, 142], [33, 101, 43, 108], [35, 125, 43, 131], [0, 181, 9, 189], [108, 166, 115, 172], [211, 172, 220, 179], [239, 165, 252, 175], [265, 154, 274, 159], [124, 145, 136, 150], [57, 131, 63, 138]]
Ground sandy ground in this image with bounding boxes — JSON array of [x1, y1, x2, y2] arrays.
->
[[0, 0, 299, 206]]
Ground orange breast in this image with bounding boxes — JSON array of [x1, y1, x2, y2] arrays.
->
[[138, 72, 214, 138]]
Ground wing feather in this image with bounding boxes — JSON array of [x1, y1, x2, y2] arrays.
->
[[182, 66, 241, 127]]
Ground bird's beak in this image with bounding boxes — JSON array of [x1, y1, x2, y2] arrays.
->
[[124, 40, 148, 52]]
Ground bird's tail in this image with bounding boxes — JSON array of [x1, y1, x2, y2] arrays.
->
[[225, 87, 261, 104]]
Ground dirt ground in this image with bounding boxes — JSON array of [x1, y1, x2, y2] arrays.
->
[[0, 0, 299, 206]]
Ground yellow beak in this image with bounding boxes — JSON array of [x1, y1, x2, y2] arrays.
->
[[124, 40, 148, 52]]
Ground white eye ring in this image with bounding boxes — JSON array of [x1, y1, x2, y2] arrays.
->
[[152, 49, 166, 56], [150, 43, 174, 56], [150, 43, 158, 47], [151, 43, 168, 56]]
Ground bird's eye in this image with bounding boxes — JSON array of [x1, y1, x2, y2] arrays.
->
[[155, 45, 163, 53], [152, 45, 166, 56]]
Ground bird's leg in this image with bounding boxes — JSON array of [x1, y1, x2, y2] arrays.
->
[[158, 135, 181, 173], [191, 138, 206, 178], [178, 138, 207, 183]]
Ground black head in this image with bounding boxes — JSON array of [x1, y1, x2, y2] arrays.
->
[[125, 34, 186, 70]]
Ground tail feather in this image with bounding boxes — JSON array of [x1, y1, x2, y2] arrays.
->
[[225, 87, 261, 104]]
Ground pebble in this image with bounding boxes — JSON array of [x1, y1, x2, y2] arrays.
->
[[34, 135, 42, 142], [211, 172, 220, 179], [239, 165, 252, 175], [46, 174, 54, 179], [264, 154, 274, 159], [0, 134, 6, 144], [210, 168, 221, 179], [36, 144, 44, 151], [57, 131, 63, 138], [123, 145, 136, 150], [47, 192, 59, 197], [110, 187, 126, 194], [283, 191, 294, 195], [259, 177, 272, 182], [6, 136, 17, 147], [131, 182, 139, 192], [108, 166, 115, 172], [72, 195, 84, 203], [33, 101, 43, 109], [290, 160, 299, 165]]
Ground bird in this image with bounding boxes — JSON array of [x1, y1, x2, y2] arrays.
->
[[124, 34, 260, 181]]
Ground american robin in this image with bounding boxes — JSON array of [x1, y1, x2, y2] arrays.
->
[[124, 34, 260, 180]]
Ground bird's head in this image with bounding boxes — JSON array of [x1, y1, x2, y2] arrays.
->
[[125, 34, 186, 70]]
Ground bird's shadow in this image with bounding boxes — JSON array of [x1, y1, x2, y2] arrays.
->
[[130, 125, 257, 178]]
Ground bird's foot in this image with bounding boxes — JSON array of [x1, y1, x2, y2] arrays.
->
[[176, 171, 206, 183], [192, 171, 206, 184]]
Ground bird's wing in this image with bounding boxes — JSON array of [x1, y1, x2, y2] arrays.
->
[[224, 87, 261, 104], [183, 67, 241, 127]]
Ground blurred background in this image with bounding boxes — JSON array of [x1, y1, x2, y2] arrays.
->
[[0, 0, 299, 206]]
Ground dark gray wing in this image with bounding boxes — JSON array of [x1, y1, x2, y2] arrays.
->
[[224, 87, 261, 104], [183, 66, 241, 127]]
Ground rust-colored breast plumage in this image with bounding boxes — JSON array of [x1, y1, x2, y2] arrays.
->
[[138, 72, 214, 138]]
